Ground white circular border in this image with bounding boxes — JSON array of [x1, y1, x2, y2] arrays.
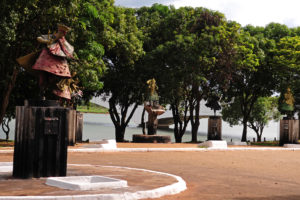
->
[[0, 164, 187, 200]]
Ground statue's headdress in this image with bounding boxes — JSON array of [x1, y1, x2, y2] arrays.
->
[[57, 24, 71, 35]]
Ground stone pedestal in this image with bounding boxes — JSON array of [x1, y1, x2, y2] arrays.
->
[[279, 119, 299, 146], [13, 100, 70, 179], [207, 116, 222, 140], [144, 104, 165, 135]]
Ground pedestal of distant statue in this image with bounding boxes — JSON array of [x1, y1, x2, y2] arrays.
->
[[207, 116, 222, 140], [278, 88, 299, 145], [132, 79, 170, 143], [279, 118, 299, 146], [145, 103, 165, 135], [132, 102, 170, 143], [13, 100, 71, 178]]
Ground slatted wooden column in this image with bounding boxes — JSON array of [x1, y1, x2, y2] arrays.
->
[[75, 111, 83, 143], [280, 119, 299, 146], [207, 116, 222, 140], [67, 109, 76, 146], [13, 100, 70, 179]]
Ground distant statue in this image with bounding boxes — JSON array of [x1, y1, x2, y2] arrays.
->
[[144, 78, 165, 135], [205, 95, 221, 116], [17, 24, 78, 100], [279, 87, 295, 118], [147, 78, 159, 104]]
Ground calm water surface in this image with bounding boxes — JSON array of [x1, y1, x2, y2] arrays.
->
[[1, 113, 279, 142]]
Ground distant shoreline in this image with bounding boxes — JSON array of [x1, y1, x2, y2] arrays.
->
[[78, 111, 109, 114]]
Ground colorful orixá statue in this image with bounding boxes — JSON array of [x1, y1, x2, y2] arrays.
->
[[17, 24, 78, 100], [280, 87, 294, 112], [279, 87, 295, 118], [146, 78, 159, 102]]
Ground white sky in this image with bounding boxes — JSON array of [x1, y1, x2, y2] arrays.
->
[[115, 0, 300, 27]]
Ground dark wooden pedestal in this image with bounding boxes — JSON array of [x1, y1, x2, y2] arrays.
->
[[279, 119, 299, 146], [207, 116, 222, 140], [13, 100, 70, 179], [66, 111, 83, 146], [132, 134, 171, 143], [75, 111, 83, 143]]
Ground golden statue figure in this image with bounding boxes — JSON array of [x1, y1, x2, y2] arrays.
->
[[284, 87, 295, 106]]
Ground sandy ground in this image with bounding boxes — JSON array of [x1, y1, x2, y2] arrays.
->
[[0, 164, 176, 196], [0, 143, 300, 199]]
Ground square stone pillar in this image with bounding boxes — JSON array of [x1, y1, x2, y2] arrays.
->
[[207, 116, 222, 140]]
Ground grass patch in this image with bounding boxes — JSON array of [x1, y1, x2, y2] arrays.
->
[[77, 102, 108, 114], [0, 140, 14, 147], [250, 141, 279, 146]]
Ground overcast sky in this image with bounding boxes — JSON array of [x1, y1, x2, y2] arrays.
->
[[114, 0, 300, 28]]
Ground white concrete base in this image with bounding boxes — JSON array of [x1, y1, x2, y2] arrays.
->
[[82, 139, 117, 149], [0, 162, 12, 173], [100, 139, 117, 149], [227, 141, 248, 146], [283, 144, 300, 148], [198, 140, 228, 149], [46, 175, 127, 190], [96, 139, 117, 149], [0, 163, 187, 200]]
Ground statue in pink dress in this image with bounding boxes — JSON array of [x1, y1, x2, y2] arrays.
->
[[17, 24, 77, 100]]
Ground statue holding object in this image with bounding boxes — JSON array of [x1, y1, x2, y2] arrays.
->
[[17, 24, 80, 101], [13, 24, 81, 178]]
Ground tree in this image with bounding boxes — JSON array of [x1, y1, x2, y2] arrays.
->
[[101, 7, 144, 142], [264, 23, 291, 42], [223, 28, 276, 142], [248, 97, 281, 141], [187, 15, 240, 142], [137, 6, 239, 142], [222, 97, 280, 142], [271, 36, 300, 118]]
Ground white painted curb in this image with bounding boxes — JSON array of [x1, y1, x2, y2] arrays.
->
[[198, 140, 227, 149], [68, 147, 300, 152], [0, 164, 187, 200], [1, 147, 300, 154]]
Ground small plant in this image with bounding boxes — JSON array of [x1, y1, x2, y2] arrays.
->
[[250, 141, 279, 146]]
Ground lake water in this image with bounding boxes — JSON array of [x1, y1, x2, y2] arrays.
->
[[1, 113, 280, 142]]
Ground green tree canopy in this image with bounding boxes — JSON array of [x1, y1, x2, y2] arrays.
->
[[222, 97, 280, 142], [100, 7, 144, 142]]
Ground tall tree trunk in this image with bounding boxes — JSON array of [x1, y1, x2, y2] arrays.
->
[[241, 120, 247, 142], [257, 134, 262, 142], [108, 97, 138, 142], [257, 126, 264, 142], [0, 68, 18, 126], [172, 102, 190, 143], [115, 126, 126, 142], [1, 118, 11, 141], [171, 104, 181, 143], [175, 135, 182, 143], [141, 107, 146, 135], [191, 100, 200, 142]]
